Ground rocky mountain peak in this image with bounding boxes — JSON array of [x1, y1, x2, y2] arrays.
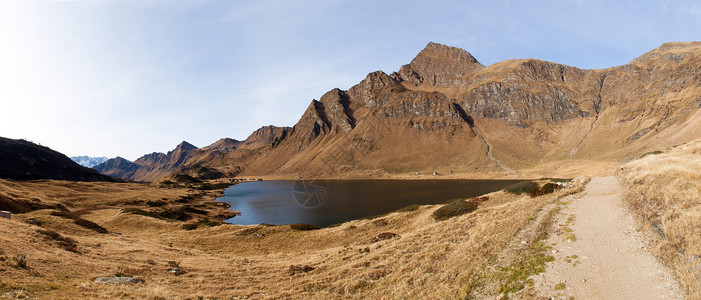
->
[[631, 41, 701, 65], [243, 125, 292, 148], [396, 42, 484, 88], [207, 138, 240, 150], [174, 141, 197, 152], [416, 42, 481, 65]]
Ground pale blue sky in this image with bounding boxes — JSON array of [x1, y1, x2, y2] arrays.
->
[[1, 0, 699, 160]]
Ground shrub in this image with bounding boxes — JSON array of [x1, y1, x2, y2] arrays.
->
[[539, 178, 572, 183], [432, 199, 478, 221], [290, 223, 320, 231], [505, 181, 540, 195], [539, 182, 560, 195], [506, 181, 562, 198], [526, 182, 561, 197]]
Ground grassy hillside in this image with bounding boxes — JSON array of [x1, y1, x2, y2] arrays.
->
[[0, 178, 586, 299], [618, 138, 701, 298]]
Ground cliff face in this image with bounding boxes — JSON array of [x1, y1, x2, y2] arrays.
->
[[97, 41, 701, 180], [93, 157, 140, 180], [245, 41, 701, 177]]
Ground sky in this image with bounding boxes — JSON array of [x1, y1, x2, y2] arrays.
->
[[0, 0, 699, 161]]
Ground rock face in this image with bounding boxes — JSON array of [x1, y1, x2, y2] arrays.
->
[[96, 41, 701, 180], [93, 157, 140, 180], [395, 42, 484, 88], [0, 137, 113, 181], [241, 125, 292, 149]]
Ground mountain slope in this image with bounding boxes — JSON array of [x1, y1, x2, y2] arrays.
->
[[241, 41, 701, 178], [0, 137, 112, 181], [96, 41, 701, 180], [92, 157, 141, 180]]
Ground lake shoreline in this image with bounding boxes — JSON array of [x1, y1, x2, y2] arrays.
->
[[215, 178, 524, 227]]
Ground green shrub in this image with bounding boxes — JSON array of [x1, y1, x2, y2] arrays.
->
[[290, 223, 320, 231], [539, 178, 572, 183], [432, 199, 478, 221], [539, 183, 560, 195], [526, 182, 561, 197], [505, 181, 540, 195], [506, 181, 562, 198]]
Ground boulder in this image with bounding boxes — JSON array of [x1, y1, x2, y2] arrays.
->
[[94, 276, 143, 284]]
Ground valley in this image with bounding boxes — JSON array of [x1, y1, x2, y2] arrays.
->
[[1, 41, 701, 299]]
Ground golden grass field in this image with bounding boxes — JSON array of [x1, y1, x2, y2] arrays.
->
[[618, 138, 701, 299], [0, 176, 588, 299]]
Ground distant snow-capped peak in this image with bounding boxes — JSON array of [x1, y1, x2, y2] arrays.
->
[[70, 156, 109, 168]]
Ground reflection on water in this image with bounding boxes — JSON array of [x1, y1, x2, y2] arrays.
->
[[216, 179, 521, 227]]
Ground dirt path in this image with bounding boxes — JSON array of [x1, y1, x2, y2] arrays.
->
[[533, 176, 682, 299]]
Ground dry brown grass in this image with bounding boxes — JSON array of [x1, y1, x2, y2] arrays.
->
[[0, 178, 587, 299], [618, 139, 701, 298]]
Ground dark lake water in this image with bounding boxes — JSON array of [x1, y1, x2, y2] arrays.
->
[[216, 179, 522, 227]]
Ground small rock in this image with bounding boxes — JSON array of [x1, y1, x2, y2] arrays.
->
[[521, 241, 528, 244], [289, 265, 314, 275], [169, 267, 185, 275], [371, 219, 388, 226], [26, 218, 41, 226], [372, 232, 399, 243], [94, 276, 143, 284], [551, 249, 558, 253]]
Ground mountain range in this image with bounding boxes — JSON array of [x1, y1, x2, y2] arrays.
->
[[70, 156, 109, 168], [94, 41, 701, 181]]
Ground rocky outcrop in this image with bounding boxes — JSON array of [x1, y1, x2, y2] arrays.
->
[[395, 42, 483, 87], [93, 157, 140, 180], [241, 125, 291, 149]]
